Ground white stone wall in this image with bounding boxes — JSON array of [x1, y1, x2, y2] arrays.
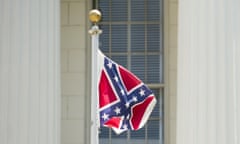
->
[[60, 0, 178, 144], [177, 0, 240, 144], [0, 0, 60, 144]]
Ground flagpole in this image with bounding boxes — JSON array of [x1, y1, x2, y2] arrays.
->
[[89, 9, 102, 144]]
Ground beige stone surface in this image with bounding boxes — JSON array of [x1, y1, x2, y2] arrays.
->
[[69, 2, 86, 25]]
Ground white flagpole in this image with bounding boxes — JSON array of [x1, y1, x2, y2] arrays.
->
[[89, 10, 102, 144]]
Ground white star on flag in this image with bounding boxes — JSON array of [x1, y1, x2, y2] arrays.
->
[[114, 76, 119, 82], [102, 113, 109, 120], [132, 96, 138, 102], [114, 107, 121, 115], [139, 89, 145, 96], [125, 102, 130, 108], [107, 61, 113, 69]]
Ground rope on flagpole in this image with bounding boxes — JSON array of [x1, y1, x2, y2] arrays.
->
[[89, 9, 102, 144]]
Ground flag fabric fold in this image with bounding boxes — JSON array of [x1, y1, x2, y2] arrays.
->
[[97, 50, 157, 134]]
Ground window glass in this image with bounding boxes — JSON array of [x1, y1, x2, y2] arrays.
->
[[147, 55, 162, 83], [147, 24, 161, 52], [99, 1, 110, 21], [147, 0, 161, 21], [131, 25, 145, 52], [99, 25, 109, 52], [131, 55, 146, 81], [112, 0, 128, 21], [111, 25, 128, 52], [131, 0, 145, 21]]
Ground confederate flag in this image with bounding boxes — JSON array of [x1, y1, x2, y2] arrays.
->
[[97, 50, 156, 134]]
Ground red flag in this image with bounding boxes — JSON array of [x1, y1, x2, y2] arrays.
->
[[97, 50, 156, 134]]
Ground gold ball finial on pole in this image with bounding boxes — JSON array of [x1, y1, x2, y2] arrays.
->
[[89, 9, 102, 24], [88, 9, 102, 35]]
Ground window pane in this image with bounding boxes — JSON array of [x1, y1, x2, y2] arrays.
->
[[99, 127, 109, 138], [99, 25, 110, 52], [147, 0, 160, 21], [111, 129, 128, 144], [147, 55, 161, 83], [147, 120, 160, 143], [131, 0, 145, 21], [111, 25, 127, 52], [99, 127, 110, 144], [130, 128, 146, 144], [112, 0, 128, 21], [99, 0, 110, 21], [131, 25, 145, 52], [131, 55, 146, 82], [147, 24, 161, 52]]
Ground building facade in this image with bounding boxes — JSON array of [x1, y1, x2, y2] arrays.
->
[[1, 0, 239, 144], [61, 0, 178, 144]]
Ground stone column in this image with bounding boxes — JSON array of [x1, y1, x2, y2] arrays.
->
[[0, 0, 60, 144], [177, 0, 240, 144]]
